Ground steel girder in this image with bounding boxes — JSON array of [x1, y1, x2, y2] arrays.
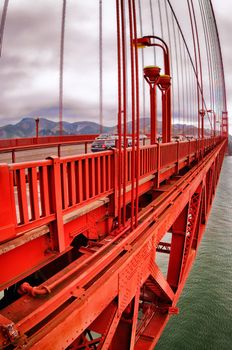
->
[[0, 139, 226, 349]]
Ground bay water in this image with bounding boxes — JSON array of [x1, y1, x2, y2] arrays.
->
[[156, 156, 232, 349]]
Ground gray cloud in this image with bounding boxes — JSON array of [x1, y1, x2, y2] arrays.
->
[[0, 0, 231, 132]]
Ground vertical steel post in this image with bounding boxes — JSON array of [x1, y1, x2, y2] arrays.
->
[[158, 75, 171, 143], [0, 164, 16, 242], [35, 118, 39, 139], [150, 85, 157, 144], [144, 66, 161, 144]]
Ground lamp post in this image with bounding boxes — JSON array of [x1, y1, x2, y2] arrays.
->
[[143, 66, 161, 144], [134, 36, 172, 142], [35, 118, 40, 139], [199, 109, 205, 139], [207, 109, 216, 137], [158, 74, 171, 143]]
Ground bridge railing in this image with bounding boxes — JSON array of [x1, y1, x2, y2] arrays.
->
[[0, 134, 98, 149], [0, 136, 222, 243], [139, 144, 158, 177], [0, 136, 98, 163]]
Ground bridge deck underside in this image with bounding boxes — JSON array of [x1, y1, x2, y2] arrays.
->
[[0, 137, 226, 349]]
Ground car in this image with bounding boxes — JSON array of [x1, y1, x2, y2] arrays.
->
[[171, 135, 186, 142], [91, 139, 116, 152], [139, 134, 148, 140], [95, 133, 114, 140]]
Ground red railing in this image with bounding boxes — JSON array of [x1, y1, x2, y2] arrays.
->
[[0, 136, 98, 163], [0, 137, 222, 243], [0, 134, 98, 149], [9, 151, 115, 230]]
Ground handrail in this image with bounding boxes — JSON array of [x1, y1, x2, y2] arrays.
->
[[0, 136, 222, 244]]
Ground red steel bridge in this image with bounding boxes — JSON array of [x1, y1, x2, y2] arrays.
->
[[0, 1, 229, 349]]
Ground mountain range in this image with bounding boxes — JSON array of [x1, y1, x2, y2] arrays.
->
[[0, 117, 201, 138], [0, 117, 231, 155], [0, 118, 114, 139]]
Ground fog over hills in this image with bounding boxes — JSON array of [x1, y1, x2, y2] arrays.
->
[[0, 116, 231, 155], [0, 116, 200, 138]]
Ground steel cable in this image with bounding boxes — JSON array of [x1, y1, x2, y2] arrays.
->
[[99, 0, 103, 133], [138, 0, 146, 134], [149, 0, 156, 64], [59, 0, 66, 136]]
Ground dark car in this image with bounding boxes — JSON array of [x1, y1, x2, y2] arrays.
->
[[91, 139, 116, 152]]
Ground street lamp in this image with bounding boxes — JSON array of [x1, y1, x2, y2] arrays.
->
[[158, 74, 171, 143], [134, 36, 172, 143], [35, 118, 40, 139], [143, 65, 161, 144], [207, 109, 216, 137], [199, 109, 205, 139]]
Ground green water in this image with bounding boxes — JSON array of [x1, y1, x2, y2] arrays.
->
[[156, 157, 232, 350]]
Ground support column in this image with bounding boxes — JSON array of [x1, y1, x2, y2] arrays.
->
[[167, 205, 188, 291], [144, 66, 161, 144], [158, 74, 171, 143]]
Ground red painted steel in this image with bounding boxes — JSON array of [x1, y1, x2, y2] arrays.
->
[[0, 1, 229, 349], [0, 138, 226, 349]]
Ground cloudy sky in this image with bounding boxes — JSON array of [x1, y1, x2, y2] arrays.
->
[[0, 0, 231, 132]]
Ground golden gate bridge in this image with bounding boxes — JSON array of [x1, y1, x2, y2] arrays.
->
[[0, 0, 229, 349]]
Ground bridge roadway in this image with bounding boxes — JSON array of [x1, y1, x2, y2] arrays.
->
[[0, 136, 226, 349], [0, 135, 97, 163]]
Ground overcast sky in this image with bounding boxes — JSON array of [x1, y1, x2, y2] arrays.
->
[[0, 0, 231, 132]]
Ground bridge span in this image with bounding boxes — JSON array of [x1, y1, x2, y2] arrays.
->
[[0, 0, 229, 349], [0, 136, 226, 349]]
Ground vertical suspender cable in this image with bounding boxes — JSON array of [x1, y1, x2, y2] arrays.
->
[[188, 54, 195, 135], [164, 1, 173, 135], [0, 0, 9, 57], [128, 0, 135, 230], [59, 0, 66, 136], [132, 0, 140, 227], [187, 0, 200, 139], [128, 0, 140, 229], [171, 14, 180, 135], [167, 0, 209, 131], [203, 1, 219, 128], [138, 0, 146, 134], [121, 0, 127, 225], [149, 0, 156, 64], [199, 0, 214, 132], [158, 0, 164, 39], [199, 0, 213, 112], [164, 1, 172, 73], [204, 1, 218, 117], [189, 0, 205, 138], [208, 0, 227, 129], [183, 42, 189, 129], [178, 30, 185, 135], [116, 0, 122, 227], [99, 0, 103, 133], [208, 1, 227, 114]]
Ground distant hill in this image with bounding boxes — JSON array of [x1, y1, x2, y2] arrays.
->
[[0, 118, 114, 139], [0, 117, 200, 138], [0, 117, 230, 155]]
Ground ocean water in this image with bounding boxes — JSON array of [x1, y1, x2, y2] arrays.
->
[[156, 156, 232, 350]]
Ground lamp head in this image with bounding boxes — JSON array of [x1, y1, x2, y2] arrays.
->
[[158, 74, 171, 91], [144, 66, 161, 85], [133, 37, 151, 48]]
